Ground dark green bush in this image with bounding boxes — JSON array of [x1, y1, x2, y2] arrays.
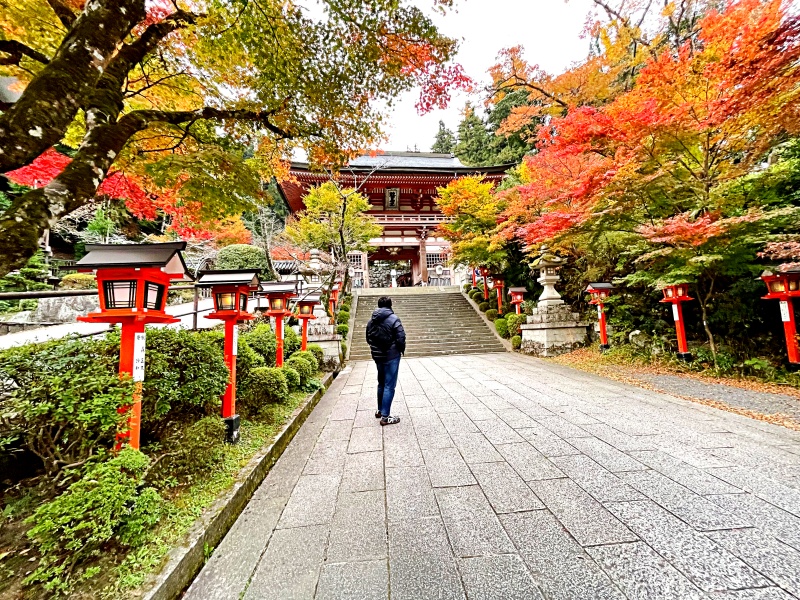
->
[[0, 336, 133, 482], [244, 323, 277, 365], [214, 244, 268, 271], [306, 343, 325, 366], [478, 302, 490, 312], [284, 326, 301, 356], [234, 337, 265, 401], [293, 350, 319, 373], [485, 308, 498, 321], [511, 335, 522, 350], [336, 310, 350, 324], [340, 341, 348, 357], [463, 283, 471, 292], [155, 416, 226, 481], [249, 367, 288, 406], [505, 313, 526, 337], [337, 324, 349, 337], [494, 318, 509, 338], [25, 449, 163, 595], [286, 354, 313, 383], [139, 329, 228, 440], [282, 366, 301, 391], [58, 273, 97, 290], [469, 290, 483, 302]]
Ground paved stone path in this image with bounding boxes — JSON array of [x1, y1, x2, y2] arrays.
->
[[638, 374, 800, 422], [186, 353, 800, 600]]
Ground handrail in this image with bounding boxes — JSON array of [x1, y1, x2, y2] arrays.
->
[[0, 284, 196, 300]]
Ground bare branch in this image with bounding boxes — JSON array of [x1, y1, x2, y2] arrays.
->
[[46, 0, 77, 29], [0, 40, 51, 65]]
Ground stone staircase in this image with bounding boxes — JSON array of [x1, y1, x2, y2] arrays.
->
[[349, 288, 505, 360]]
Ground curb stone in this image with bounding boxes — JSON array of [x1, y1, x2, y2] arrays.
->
[[134, 370, 338, 600]]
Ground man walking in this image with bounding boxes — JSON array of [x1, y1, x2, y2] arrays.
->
[[366, 296, 406, 426]]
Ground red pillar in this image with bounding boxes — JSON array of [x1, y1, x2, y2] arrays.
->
[[496, 286, 503, 314], [222, 318, 237, 419], [673, 301, 689, 354], [275, 316, 285, 367], [483, 276, 489, 300], [301, 318, 309, 351], [780, 299, 800, 364], [117, 320, 145, 451], [597, 303, 609, 349], [515, 303, 521, 315], [472, 268, 477, 287]]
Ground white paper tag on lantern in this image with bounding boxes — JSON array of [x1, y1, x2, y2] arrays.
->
[[232, 326, 239, 356], [672, 304, 680, 321], [780, 300, 791, 323], [597, 305, 602, 318], [133, 332, 146, 382]]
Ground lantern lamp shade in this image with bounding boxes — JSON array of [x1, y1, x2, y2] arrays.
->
[[270, 297, 285, 311], [664, 287, 674, 299], [103, 280, 137, 309], [144, 281, 166, 310], [216, 291, 238, 311]]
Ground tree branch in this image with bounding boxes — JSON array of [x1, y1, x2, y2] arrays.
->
[[46, 0, 77, 29], [0, 40, 50, 66]]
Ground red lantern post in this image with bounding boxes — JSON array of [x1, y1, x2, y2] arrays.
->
[[508, 287, 526, 314], [479, 267, 490, 300], [76, 242, 191, 450], [586, 282, 614, 351], [260, 282, 297, 367], [295, 294, 320, 351], [197, 270, 260, 443], [493, 277, 505, 314], [328, 281, 341, 318], [760, 270, 800, 365], [471, 267, 477, 288], [660, 284, 694, 361]]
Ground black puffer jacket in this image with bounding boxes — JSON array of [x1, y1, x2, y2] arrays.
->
[[366, 307, 406, 362]]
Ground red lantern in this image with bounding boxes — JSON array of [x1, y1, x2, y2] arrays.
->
[[76, 242, 191, 450], [197, 270, 260, 443], [259, 281, 298, 367], [492, 276, 505, 314], [586, 282, 614, 351], [761, 270, 800, 364], [660, 284, 694, 361], [295, 293, 320, 351], [479, 267, 490, 300], [508, 287, 526, 314], [328, 280, 341, 316]]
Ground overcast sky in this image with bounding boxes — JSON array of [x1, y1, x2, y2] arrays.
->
[[382, 0, 597, 152]]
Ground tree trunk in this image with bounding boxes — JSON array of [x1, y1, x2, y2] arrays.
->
[[698, 275, 719, 370], [0, 0, 145, 173]]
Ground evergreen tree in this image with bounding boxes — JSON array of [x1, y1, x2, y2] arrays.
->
[[454, 105, 493, 166], [431, 120, 456, 153], [486, 90, 537, 164]]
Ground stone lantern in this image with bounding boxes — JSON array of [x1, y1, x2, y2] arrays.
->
[[76, 242, 191, 450], [519, 246, 589, 356]]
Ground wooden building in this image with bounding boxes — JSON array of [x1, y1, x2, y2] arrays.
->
[[278, 152, 509, 288]]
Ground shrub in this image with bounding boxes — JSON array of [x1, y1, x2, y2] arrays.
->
[[511, 335, 522, 350], [214, 244, 268, 271], [249, 367, 288, 406], [284, 326, 301, 356], [282, 366, 301, 391], [463, 283, 471, 292], [155, 416, 226, 481], [337, 324, 349, 337], [58, 273, 96, 290], [494, 317, 509, 338], [505, 313, 526, 337], [139, 329, 228, 439], [293, 350, 319, 372], [25, 449, 163, 595], [244, 323, 277, 365], [478, 302, 490, 312], [522, 299, 536, 315], [340, 341, 347, 357], [0, 336, 133, 482], [336, 310, 350, 324], [485, 308, 498, 321], [234, 337, 265, 401], [306, 343, 325, 366], [286, 354, 313, 383], [469, 290, 483, 302]]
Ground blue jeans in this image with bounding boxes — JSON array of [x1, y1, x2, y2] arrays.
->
[[376, 356, 401, 417]]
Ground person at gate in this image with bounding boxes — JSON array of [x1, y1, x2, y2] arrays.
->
[[366, 296, 406, 426]]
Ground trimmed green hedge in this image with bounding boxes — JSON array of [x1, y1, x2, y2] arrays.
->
[[494, 317, 509, 338], [281, 366, 301, 391], [478, 302, 490, 312], [485, 308, 498, 321], [336, 310, 350, 324], [505, 313, 526, 337], [337, 324, 349, 337], [306, 343, 324, 366], [511, 335, 522, 350], [285, 354, 313, 383], [249, 367, 288, 405]]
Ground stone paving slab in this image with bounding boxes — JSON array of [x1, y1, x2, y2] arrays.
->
[[189, 354, 800, 600]]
